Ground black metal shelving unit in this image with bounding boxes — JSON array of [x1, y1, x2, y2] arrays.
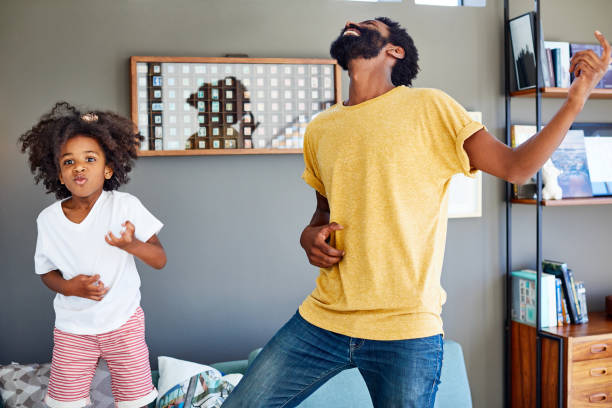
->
[[504, 1, 612, 406], [504, 1, 564, 407]]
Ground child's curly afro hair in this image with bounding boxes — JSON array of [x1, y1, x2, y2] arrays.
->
[[19, 102, 143, 199]]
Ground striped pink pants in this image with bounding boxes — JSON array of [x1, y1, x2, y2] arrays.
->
[[45, 307, 157, 408]]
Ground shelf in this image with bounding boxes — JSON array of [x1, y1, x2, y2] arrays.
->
[[510, 87, 612, 99], [511, 197, 612, 206], [138, 148, 303, 157], [542, 312, 612, 338]]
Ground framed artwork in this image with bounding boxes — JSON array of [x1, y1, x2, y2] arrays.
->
[[130, 56, 341, 156], [572, 123, 612, 196], [509, 12, 537, 91], [448, 171, 482, 218]]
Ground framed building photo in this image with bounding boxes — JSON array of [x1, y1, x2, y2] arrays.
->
[[509, 12, 537, 91], [130, 56, 341, 156]]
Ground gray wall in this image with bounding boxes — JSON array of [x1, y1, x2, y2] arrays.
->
[[1, 1, 610, 407]]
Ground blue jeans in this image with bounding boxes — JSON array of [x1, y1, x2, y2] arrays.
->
[[223, 311, 443, 408]]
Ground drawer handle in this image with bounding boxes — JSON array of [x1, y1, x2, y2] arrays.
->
[[591, 368, 609, 377], [591, 344, 609, 354], [589, 393, 608, 403]]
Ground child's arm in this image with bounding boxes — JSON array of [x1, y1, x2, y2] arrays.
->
[[41, 270, 109, 301], [105, 221, 167, 269]]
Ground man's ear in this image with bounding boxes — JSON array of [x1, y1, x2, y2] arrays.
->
[[387, 45, 405, 60]]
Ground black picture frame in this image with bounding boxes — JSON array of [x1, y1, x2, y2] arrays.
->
[[509, 12, 537, 91], [571, 122, 612, 137]]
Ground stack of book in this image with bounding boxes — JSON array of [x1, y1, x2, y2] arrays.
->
[[511, 260, 589, 327], [539, 41, 612, 89]]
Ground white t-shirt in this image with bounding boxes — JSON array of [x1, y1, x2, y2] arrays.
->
[[34, 190, 163, 335]]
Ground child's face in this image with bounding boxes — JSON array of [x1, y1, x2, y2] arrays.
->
[[58, 135, 113, 199]]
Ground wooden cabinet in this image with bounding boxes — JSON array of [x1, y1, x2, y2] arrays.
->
[[512, 312, 612, 407]]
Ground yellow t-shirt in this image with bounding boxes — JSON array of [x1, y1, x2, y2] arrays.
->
[[299, 86, 484, 340]]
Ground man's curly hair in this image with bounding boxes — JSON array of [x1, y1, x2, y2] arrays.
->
[[19, 102, 143, 199], [375, 17, 420, 87]]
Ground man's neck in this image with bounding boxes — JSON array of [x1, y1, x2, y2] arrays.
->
[[345, 59, 396, 106]]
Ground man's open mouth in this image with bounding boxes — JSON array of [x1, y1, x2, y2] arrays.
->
[[343, 28, 360, 37]]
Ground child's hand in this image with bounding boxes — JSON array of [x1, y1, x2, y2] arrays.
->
[[65, 274, 109, 301], [105, 221, 137, 251]]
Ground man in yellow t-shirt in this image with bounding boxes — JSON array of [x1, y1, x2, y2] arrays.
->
[[223, 17, 610, 408]]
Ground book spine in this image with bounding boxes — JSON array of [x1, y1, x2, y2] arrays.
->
[[546, 48, 555, 87], [560, 44, 571, 87], [551, 48, 562, 87], [542, 274, 551, 327], [568, 269, 583, 323], [547, 275, 557, 328], [561, 297, 570, 324], [577, 281, 589, 323], [555, 278, 563, 326]]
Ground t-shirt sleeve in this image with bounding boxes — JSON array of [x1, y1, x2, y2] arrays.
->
[[126, 195, 164, 243], [301, 126, 326, 197], [430, 90, 485, 178], [34, 218, 57, 275]]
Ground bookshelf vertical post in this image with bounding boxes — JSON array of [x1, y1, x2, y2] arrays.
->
[[505, 1, 565, 407], [503, 1, 512, 407]]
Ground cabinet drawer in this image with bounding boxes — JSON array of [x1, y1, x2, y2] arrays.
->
[[573, 358, 612, 387], [573, 339, 612, 362], [571, 385, 612, 407]]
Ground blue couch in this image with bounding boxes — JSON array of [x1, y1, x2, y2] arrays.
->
[[150, 339, 472, 408], [0, 340, 471, 408]]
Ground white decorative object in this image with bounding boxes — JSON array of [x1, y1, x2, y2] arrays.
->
[[542, 159, 563, 200]]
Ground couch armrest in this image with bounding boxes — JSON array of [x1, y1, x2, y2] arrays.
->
[[434, 339, 472, 408]]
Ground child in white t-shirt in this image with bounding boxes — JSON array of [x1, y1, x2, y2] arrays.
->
[[19, 102, 166, 408]]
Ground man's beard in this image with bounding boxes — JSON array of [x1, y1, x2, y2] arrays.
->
[[330, 25, 388, 70]]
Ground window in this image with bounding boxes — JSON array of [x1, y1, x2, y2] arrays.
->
[[415, 0, 485, 5], [343, 0, 485, 5]]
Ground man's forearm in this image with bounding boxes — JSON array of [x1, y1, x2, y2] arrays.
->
[[308, 207, 330, 228]]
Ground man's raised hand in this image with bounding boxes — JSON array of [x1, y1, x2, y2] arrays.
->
[[568, 31, 611, 107]]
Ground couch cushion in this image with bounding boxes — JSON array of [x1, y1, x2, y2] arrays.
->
[[296, 368, 371, 408], [0, 363, 50, 408], [0, 360, 121, 408]]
